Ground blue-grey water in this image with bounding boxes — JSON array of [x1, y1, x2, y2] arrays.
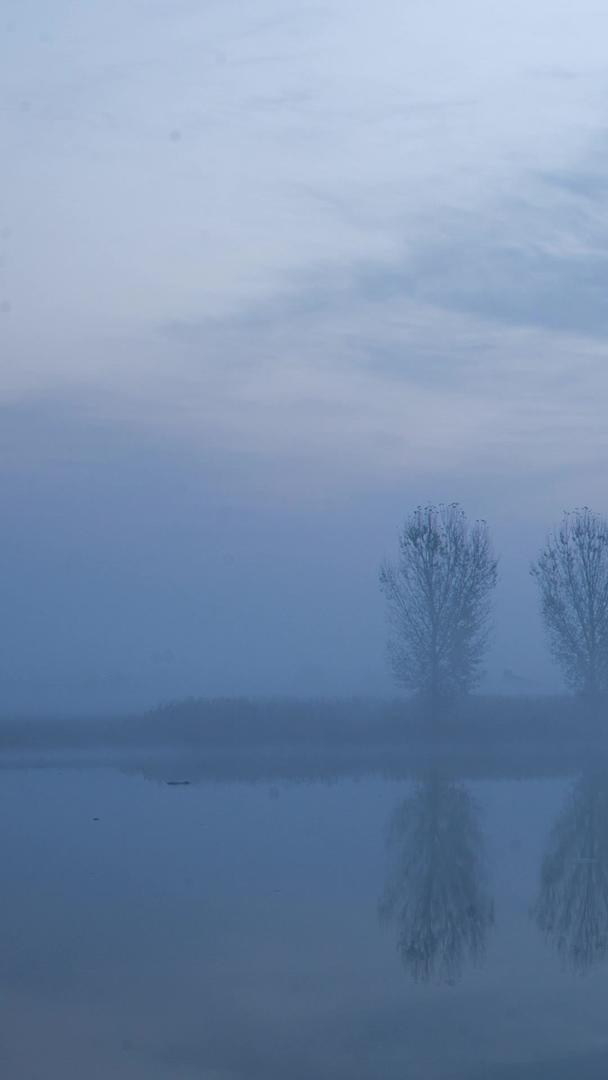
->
[[2, 756, 608, 1078]]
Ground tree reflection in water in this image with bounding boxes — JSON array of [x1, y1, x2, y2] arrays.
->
[[534, 771, 608, 974], [379, 774, 494, 983]]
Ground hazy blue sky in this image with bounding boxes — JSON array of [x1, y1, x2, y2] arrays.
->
[[3, 1, 608, 709]]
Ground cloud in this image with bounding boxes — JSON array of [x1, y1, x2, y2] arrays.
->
[[4, 0, 608, 351]]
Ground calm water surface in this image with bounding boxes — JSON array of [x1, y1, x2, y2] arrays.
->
[[2, 756, 608, 1078]]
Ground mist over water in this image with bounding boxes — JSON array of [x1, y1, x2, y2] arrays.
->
[[5, 0, 608, 1075], [2, 746, 608, 1078]]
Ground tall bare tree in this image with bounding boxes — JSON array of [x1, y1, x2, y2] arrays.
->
[[532, 509, 608, 697], [379, 504, 497, 702]]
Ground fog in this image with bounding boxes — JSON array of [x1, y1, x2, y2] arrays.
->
[[0, 415, 559, 712], [10, 5, 608, 1078], [3, 1, 608, 711]]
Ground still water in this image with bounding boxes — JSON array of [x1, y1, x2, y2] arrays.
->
[[2, 755, 608, 1078]]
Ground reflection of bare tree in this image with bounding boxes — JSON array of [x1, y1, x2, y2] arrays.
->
[[379, 775, 494, 983], [534, 772, 608, 974]]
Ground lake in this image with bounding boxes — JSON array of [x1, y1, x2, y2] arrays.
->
[[2, 750, 608, 1078]]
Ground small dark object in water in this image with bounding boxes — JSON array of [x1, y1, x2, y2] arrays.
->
[[166, 780, 191, 786], [92, 817, 100, 821]]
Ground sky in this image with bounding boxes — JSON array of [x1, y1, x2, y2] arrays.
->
[[2, 0, 608, 710]]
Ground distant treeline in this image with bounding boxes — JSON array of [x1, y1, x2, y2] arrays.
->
[[0, 694, 604, 755], [144, 693, 607, 748]]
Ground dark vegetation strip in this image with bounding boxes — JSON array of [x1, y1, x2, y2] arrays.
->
[[0, 697, 605, 785]]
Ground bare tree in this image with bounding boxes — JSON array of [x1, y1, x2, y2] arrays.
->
[[379, 504, 497, 702], [531, 509, 608, 697], [379, 775, 494, 983]]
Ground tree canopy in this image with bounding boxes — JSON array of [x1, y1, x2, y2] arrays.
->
[[379, 504, 497, 702], [532, 508, 608, 697]]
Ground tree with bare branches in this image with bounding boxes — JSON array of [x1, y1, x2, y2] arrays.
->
[[379, 504, 497, 702], [531, 509, 608, 697]]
